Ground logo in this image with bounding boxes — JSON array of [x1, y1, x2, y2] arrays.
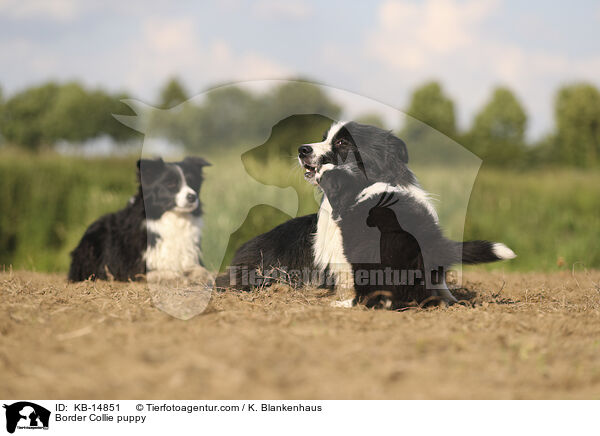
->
[[3, 402, 50, 434]]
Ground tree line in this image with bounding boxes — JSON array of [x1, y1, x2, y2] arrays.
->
[[402, 81, 600, 167], [0, 78, 599, 167], [0, 82, 136, 149]]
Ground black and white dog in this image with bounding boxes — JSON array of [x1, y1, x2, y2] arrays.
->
[[222, 121, 515, 306], [68, 157, 211, 282]]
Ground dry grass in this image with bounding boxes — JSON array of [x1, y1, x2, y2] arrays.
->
[[1, 269, 600, 399]]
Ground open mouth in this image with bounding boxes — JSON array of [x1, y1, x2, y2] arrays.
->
[[303, 164, 316, 179]]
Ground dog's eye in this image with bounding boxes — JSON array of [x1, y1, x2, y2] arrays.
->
[[166, 180, 178, 189], [334, 139, 345, 147]]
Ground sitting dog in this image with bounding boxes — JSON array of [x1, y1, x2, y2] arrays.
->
[[316, 165, 506, 308], [220, 121, 515, 305], [68, 157, 211, 283]]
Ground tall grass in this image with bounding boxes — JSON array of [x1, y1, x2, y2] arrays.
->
[[463, 168, 600, 271], [0, 150, 137, 271], [1, 150, 598, 273]]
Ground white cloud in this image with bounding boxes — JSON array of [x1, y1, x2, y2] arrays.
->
[[254, 0, 312, 20], [2, 0, 599, 140], [0, 0, 82, 21], [121, 18, 291, 98], [368, 0, 497, 69], [0, 15, 290, 102], [142, 18, 196, 53], [361, 0, 600, 138]]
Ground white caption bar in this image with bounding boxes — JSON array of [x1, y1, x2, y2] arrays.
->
[[1, 400, 597, 435]]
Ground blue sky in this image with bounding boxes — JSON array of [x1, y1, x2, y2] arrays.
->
[[1, 0, 599, 139]]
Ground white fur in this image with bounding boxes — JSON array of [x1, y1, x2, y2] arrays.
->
[[493, 243, 517, 260], [356, 182, 439, 223], [315, 163, 335, 183], [173, 165, 199, 212], [313, 197, 353, 289], [144, 212, 203, 273], [331, 299, 354, 308]]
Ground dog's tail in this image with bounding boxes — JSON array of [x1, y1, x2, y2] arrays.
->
[[460, 240, 516, 264]]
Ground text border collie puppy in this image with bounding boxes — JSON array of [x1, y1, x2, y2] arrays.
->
[[221, 121, 515, 304], [68, 157, 210, 282]]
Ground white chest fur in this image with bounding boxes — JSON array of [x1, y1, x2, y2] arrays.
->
[[313, 198, 353, 290], [144, 211, 203, 273]]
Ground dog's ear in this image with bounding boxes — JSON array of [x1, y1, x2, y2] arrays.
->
[[137, 158, 166, 185], [182, 156, 211, 171], [387, 134, 409, 163]]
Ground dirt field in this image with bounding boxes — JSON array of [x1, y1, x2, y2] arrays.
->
[[1, 269, 600, 399]]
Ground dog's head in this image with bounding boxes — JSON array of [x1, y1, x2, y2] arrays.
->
[[298, 121, 410, 187], [137, 157, 211, 219]]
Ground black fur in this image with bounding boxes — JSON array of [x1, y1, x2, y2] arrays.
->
[[461, 240, 504, 264], [216, 214, 321, 290], [68, 157, 209, 282], [323, 122, 412, 184]]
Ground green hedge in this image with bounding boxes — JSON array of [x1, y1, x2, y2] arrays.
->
[[1, 151, 598, 273], [0, 152, 137, 271]]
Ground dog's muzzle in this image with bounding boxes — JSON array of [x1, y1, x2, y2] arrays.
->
[[298, 144, 317, 183]]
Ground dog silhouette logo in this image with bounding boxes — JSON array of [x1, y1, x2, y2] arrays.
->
[[3, 402, 50, 433]]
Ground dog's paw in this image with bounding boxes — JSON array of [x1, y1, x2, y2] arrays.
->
[[436, 288, 458, 305], [331, 299, 354, 308], [185, 266, 215, 286], [146, 269, 181, 284]]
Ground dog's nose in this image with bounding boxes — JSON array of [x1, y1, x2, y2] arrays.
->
[[298, 145, 313, 156], [186, 193, 197, 203]]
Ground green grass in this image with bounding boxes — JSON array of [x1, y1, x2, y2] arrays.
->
[[0, 151, 137, 272], [0, 150, 598, 273], [463, 168, 600, 271]]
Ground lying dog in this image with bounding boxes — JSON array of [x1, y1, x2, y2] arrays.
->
[[220, 121, 515, 305], [68, 157, 211, 283]]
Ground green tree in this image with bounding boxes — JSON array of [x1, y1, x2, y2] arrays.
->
[[1, 82, 137, 149], [466, 87, 527, 165], [356, 113, 386, 128], [1, 83, 60, 149], [41, 82, 104, 142], [399, 81, 460, 164], [0, 85, 4, 143], [151, 85, 259, 151], [403, 81, 457, 139], [106, 92, 139, 142], [265, 81, 341, 122], [553, 83, 600, 166], [158, 77, 189, 109], [151, 81, 342, 153], [41, 83, 137, 144]]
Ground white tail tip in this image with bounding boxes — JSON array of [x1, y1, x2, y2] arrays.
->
[[493, 243, 516, 260]]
